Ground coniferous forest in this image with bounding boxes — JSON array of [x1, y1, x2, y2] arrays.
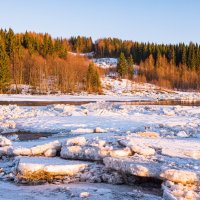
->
[[0, 28, 200, 93]]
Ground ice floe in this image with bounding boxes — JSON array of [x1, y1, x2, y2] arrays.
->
[[0, 102, 200, 199]]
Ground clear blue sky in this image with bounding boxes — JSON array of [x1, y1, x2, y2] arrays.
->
[[0, 0, 200, 44]]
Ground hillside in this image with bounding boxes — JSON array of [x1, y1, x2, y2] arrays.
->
[[1, 28, 200, 94]]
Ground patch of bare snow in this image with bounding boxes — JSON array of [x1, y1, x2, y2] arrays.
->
[[0, 181, 162, 200], [93, 58, 117, 69]]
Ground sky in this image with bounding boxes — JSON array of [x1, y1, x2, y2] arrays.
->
[[0, 0, 200, 44]]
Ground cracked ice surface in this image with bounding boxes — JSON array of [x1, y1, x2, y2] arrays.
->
[[0, 102, 200, 199]]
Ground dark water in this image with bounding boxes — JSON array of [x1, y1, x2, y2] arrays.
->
[[122, 99, 200, 106], [0, 99, 200, 106], [0, 101, 93, 106], [2, 131, 53, 141]]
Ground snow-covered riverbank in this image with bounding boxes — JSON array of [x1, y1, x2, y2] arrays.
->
[[1, 77, 200, 103]]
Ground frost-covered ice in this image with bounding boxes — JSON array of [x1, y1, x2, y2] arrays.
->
[[0, 103, 200, 138], [13, 140, 61, 157], [16, 157, 90, 176], [0, 102, 200, 199], [0, 136, 12, 147]]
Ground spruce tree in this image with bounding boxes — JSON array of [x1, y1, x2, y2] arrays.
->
[[86, 63, 101, 93], [43, 33, 49, 57], [5, 28, 15, 57], [117, 52, 127, 78], [0, 37, 10, 92], [181, 44, 187, 65], [22, 31, 34, 54]]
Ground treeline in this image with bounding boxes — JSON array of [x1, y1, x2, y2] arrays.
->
[[73, 37, 200, 90], [50, 36, 200, 89], [116, 52, 200, 90], [2, 28, 199, 70], [69, 36, 93, 53], [0, 28, 101, 93], [94, 38, 200, 70], [0, 27, 200, 92], [137, 54, 200, 90], [18, 32, 199, 71]]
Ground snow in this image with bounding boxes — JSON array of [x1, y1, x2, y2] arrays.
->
[[68, 51, 94, 57], [110, 148, 132, 157], [162, 180, 200, 200], [13, 140, 61, 157], [0, 146, 12, 157], [79, 191, 90, 198], [61, 144, 111, 161], [10, 84, 33, 94], [176, 130, 188, 137], [66, 137, 87, 146], [93, 127, 107, 133], [0, 93, 152, 102], [0, 181, 161, 200], [160, 169, 199, 184], [1, 100, 200, 199], [71, 128, 94, 133], [130, 144, 155, 156], [0, 136, 12, 147], [1, 77, 200, 102], [1, 103, 200, 139], [104, 156, 161, 178], [16, 157, 90, 176], [137, 132, 160, 138], [101, 77, 200, 100], [93, 58, 117, 69]]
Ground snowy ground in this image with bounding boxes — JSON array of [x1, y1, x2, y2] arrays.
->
[[93, 58, 117, 69], [0, 181, 162, 200], [101, 77, 200, 100], [0, 102, 200, 199], [2, 77, 200, 102]]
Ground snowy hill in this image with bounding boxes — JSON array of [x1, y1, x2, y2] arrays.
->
[[2, 57, 200, 101]]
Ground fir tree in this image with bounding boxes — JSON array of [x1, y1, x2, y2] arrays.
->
[[42, 33, 50, 57], [181, 44, 187, 65], [117, 52, 127, 78], [5, 28, 15, 57], [86, 63, 101, 93], [0, 37, 10, 92]]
